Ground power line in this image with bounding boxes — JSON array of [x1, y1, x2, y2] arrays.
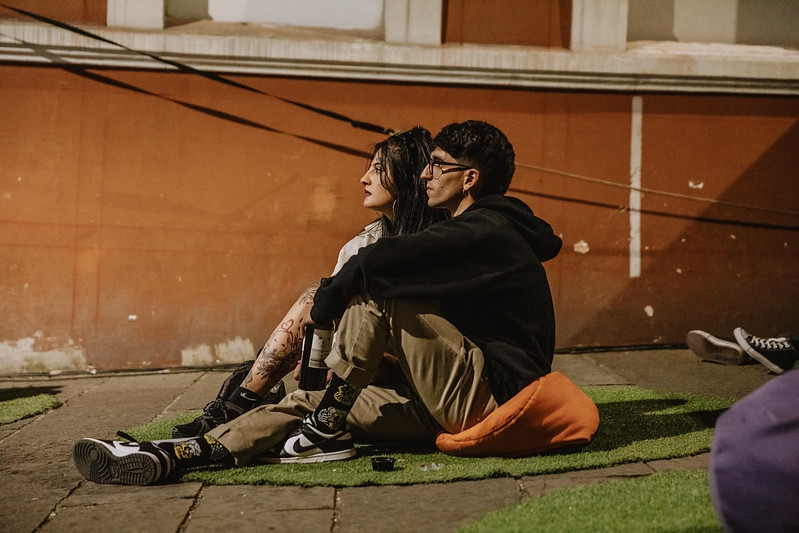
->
[[517, 162, 799, 218], [4, 3, 797, 222]]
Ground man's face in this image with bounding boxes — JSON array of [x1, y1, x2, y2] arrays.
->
[[421, 148, 473, 214]]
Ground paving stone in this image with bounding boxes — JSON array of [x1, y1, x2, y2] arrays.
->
[[0, 481, 72, 533], [522, 462, 655, 498], [553, 353, 629, 386], [65, 480, 203, 505], [1, 373, 199, 533], [337, 478, 522, 532], [162, 371, 227, 416], [646, 452, 709, 472], [0, 350, 772, 533], [587, 349, 773, 399], [185, 485, 335, 532], [41, 482, 199, 533]]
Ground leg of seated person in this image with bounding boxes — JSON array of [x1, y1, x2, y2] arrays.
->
[[207, 382, 439, 465], [172, 285, 319, 438], [325, 294, 497, 435], [347, 382, 442, 444], [207, 389, 324, 465]]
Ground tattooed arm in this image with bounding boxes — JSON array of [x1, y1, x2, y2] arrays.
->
[[241, 284, 319, 394]]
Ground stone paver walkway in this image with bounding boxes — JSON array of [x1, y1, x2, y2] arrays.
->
[[0, 349, 774, 532]]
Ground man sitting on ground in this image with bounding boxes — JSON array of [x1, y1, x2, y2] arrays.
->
[[73, 120, 564, 484]]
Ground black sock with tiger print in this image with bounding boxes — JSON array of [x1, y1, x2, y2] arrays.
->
[[311, 374, 362, 434], [154, 435, 233, 469]]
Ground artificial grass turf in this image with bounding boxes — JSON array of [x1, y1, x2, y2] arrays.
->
[[0, 392, 61, 424], [125, 385, 734, 487], [458, 469, 722, 532]]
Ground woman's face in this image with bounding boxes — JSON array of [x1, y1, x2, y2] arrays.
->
[[361, 152, 395, 219]]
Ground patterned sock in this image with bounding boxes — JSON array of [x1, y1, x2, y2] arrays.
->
[[311, 374, 362, 433], [156, 435, 233, 469]]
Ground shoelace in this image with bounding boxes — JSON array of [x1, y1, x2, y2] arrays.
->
[[748, 335, 792, 351]]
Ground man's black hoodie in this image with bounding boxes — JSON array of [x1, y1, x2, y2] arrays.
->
[[311, 195, 563, 405]]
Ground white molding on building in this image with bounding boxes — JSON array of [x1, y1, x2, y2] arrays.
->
[[106, 0, 442, 44], [384, 0, 442, 45], [1, 1, 798, 95], [571, 0, 629, 51], [107, 0, 165, 29]]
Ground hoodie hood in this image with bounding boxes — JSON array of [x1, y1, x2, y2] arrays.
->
[[468, 195, 562, 262]]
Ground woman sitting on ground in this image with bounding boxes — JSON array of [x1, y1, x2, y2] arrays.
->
[[169, 126, 448, 438]]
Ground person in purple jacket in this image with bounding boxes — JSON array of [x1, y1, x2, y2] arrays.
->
[[709, 368, 799, 532]]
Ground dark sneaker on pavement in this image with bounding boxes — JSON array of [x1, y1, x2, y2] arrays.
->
[[734, 327, 798, 374], [263, 415, 356, 464], [73, 438, 175, 485], [686, 330, 749, 365], [172, 380, 286, 438], [172, 399, 233, 438]]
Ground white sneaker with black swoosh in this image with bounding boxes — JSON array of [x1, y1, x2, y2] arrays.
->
[[267, 415, 356, 463]]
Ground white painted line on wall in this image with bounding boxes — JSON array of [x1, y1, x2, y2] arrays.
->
[[630, 96, 643, 278]]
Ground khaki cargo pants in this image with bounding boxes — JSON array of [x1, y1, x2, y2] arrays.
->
[[209, 295, 497, 465]]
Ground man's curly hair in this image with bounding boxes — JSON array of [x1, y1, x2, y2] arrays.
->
[[433, 120, 515, 196]]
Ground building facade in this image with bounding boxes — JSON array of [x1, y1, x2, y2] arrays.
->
[[1, 0, 797, 373]]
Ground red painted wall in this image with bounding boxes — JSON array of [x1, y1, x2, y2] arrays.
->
[[0, 0, 106, 24], [539, 94, 799, 346], [444, 0, 571, 48], [1, 65, 797, 371]]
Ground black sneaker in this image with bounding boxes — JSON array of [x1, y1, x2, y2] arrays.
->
[[686, 330, 749, 365], [171, 380, 286, 438], [172, 399, 229, 438], [73, 438, 175, 485], [734, 327, 798, 374], [263, 415, 356, 464], [262, 380, 287, 405]]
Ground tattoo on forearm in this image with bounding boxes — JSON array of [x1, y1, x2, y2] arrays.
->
[[298, 284, 319, 306], [245, 318, 303, 385], [242, 284, 319, 387]]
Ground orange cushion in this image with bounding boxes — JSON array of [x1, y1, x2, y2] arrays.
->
[[435, 371, 600, 457]]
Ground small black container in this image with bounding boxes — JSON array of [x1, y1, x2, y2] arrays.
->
[[371, 456, 396, 472]]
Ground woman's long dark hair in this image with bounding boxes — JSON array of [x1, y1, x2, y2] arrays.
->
[[370, 126, 449, 236]]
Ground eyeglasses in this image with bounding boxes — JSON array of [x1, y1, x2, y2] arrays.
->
[[427, 157, 472, 176]]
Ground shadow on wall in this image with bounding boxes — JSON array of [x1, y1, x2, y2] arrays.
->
[[570, 118, 799, 347], [165, 0, 210, 27], [627, 0, 799, 50]]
